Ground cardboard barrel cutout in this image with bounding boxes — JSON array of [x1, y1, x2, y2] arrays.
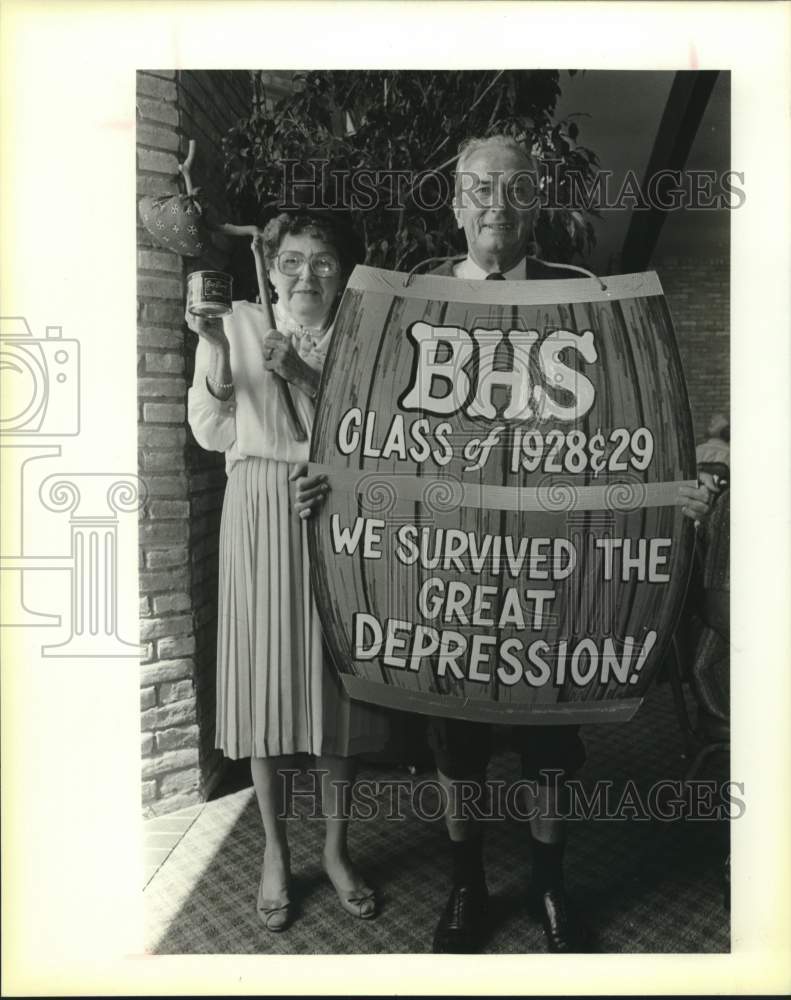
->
[[308, 266, 695, 725]]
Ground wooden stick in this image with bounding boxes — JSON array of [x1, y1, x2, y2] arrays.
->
[[179, 141, 306, 442], [216, 222, 260, 238], [178, 140, 197, 195], [250, 235, 308, 442]]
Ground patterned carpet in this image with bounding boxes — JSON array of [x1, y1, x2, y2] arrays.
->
[[144, 682, 730, 954]]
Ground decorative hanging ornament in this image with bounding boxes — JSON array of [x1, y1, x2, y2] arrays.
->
[[138, 187, 209, 257]]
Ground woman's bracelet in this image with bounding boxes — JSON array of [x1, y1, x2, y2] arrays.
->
[[206, 374, 233, 394]]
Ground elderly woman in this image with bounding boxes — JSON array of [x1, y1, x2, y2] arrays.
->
[[187, 209, 387, 932]]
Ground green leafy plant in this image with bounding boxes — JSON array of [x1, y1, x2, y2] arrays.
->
[[223, 70, 600, 270]]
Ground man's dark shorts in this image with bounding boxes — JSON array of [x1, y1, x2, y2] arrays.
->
[[427, 717, 586, 782]]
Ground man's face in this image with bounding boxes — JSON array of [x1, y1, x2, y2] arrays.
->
[[453, 146, 538, 268]]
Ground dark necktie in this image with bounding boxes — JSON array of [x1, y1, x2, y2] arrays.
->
[[486, 272, 506, 280]]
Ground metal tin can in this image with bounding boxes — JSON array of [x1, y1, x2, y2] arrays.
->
[[186, 270, 233, 317]]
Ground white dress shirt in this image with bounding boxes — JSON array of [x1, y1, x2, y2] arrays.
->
[[453, 256, 528, 280]]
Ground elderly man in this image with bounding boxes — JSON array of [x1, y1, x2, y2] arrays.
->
[[696, 413, 730, 475], [426, 135, 714, 954]]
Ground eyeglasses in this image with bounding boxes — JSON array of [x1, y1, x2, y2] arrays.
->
[[276, 251, 340, 278]]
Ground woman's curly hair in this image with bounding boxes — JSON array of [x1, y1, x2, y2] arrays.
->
[[261, 211, 364, 278]]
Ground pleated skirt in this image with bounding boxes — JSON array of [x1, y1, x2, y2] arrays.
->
[[215, 456, 389, 760]]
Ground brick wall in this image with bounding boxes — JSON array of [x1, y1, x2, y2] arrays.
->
[[137, 70, 252, 816], [654, 255, 730, 440]]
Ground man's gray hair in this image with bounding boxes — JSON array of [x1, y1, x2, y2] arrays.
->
[[453, 135, 539, 203]]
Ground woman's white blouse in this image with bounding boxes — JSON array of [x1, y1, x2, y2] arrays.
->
[[187, 300, 332, 472]]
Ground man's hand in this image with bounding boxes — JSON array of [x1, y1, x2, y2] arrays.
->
[[679, 470, 717, 524], [290, 463, 330, 520]]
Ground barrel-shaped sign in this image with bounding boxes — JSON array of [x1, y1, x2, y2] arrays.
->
[[308, 266, 695, 725]]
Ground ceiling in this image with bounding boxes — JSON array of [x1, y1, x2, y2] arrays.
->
[[554, 70, 730, 272]]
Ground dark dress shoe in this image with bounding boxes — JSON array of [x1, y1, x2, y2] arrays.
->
[[432, 882, 488, 953], [528, 886, 592, 953]]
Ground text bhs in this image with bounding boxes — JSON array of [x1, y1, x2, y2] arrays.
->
[[399, 321, 598, 423]]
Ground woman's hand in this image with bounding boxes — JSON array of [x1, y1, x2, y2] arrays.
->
[[679, 471, 717, 525], [185, 311, 230, 350], [262, 329, 320, 398], [290, 463, 330, 520]]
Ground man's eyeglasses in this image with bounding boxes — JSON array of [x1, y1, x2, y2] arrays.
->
[[276, 251, 340, 278]]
